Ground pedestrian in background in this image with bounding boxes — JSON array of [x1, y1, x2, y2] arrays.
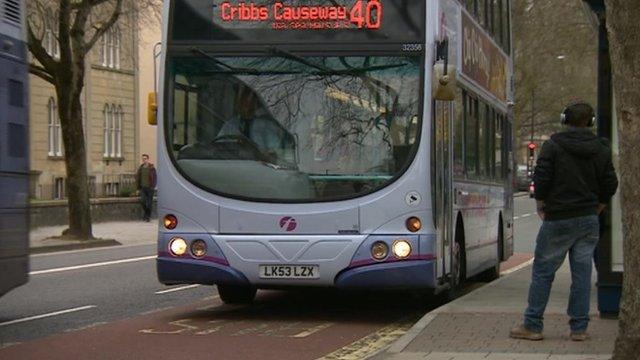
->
[[136, 154, 157, 222], [510, 101, 618, 342]]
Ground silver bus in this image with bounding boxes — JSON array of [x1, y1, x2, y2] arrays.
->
[[152, 0, 515, 304]]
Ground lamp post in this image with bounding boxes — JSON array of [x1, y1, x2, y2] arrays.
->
[[527, 88, 535, 177]]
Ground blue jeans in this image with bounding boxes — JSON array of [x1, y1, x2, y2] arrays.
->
[[139, 187, 154, 220], [524, 215, 599, 333]]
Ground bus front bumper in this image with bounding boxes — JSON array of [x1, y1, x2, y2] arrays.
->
[[157, 233, 438, 289], [335, 260, 437, 289], [157, 258, 250, 286], [157, 257, 437, 290]]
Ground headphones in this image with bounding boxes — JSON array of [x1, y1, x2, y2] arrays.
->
[[561, 101, 596, 127]]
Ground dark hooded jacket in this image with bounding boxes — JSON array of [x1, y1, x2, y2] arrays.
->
[[533, 127, 618, 221]]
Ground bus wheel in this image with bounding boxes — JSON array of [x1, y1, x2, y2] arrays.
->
[[477, 226, 502, 282], [448, 237, 465, 300], [217, 285, 257, 305]]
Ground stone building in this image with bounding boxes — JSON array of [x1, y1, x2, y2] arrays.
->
[[29, 6, 139, 200], [137, 13, 161, 165]]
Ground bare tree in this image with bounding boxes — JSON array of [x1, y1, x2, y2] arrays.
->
[[27, 0, 160, 239], [605, 1, 640, 357], [513, 0, 598, 161]]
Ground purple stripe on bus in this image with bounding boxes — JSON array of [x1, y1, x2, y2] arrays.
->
[[348, 254, 436, 269], [158, 252, 230, 267]]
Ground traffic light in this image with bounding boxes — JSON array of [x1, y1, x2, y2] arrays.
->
[[528, 142, 537, 157]]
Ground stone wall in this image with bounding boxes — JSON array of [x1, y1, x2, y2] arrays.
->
[[30, 197, 157, 229]]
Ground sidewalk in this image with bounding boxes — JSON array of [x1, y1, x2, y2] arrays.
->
[[376, 262, 618, 360], [30, 221, 158, 253]]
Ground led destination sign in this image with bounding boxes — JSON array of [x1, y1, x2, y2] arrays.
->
[[216, 0, 382, 30], [170, 0, 424, 43]]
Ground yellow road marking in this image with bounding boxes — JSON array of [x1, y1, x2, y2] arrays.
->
[[316, 318, 416, 360]]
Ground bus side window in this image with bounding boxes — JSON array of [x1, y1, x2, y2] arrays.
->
[[465, 0, 476, 17], [493, 0, 503, 45], [495, 114, 503, 182], [488, 107, 496, 181], [502, 0, 511, 53], [478, 102, 488, 180], [453, 88, 464, 178], [464, 93, 478, 179]]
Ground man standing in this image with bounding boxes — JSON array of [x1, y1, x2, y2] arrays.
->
[[510, 101, 618, 341], [136, 154, 157, 222]]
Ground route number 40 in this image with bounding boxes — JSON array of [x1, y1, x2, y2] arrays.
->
[[350, 0, 382, 29]]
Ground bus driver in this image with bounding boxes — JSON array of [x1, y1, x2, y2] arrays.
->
[[218, 85, 284, 161]]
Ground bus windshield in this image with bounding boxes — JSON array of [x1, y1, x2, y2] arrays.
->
[[167, 54, 422, 202]]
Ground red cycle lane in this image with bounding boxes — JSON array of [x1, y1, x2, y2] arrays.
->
[[0, 255, 533, 360], [0, 290, 422, 360]]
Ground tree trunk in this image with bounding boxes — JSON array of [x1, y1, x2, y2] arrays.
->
[[605, 1, 640, 358], [56, 63, 93, 240]]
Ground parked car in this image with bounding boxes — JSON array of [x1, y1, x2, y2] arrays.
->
[[529, 181, 536, 198]]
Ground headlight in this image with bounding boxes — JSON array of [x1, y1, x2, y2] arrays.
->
[[191, 239, 207, 258], [371, 241, 389, 261], [169, 237, 188, 256], [393, 240, 412, 259]]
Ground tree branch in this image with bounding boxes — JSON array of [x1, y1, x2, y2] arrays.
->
[[29, 64, 55, 84], [85, 0, 123, 54], [26, 22, 58, 77], [70, 1, 93, 57]]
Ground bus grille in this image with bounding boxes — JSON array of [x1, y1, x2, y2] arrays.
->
[[2, 0, 21, 26]]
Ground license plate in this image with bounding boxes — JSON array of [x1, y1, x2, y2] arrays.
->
[[259, 265, 319, 279]]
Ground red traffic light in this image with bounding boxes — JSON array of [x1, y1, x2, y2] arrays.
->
[[528, 142, 537, 150]]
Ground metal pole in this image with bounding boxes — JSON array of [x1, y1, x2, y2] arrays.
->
[[531, 88, 535, 143], [153, 42, 162, 94], [527, 88, 535, 175]]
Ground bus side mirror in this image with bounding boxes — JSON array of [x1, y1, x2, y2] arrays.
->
[[433, 62, 457, 101], [148, 92, 158, 126]]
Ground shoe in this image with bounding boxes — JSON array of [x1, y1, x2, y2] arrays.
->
[[509, 325, 543, 341], [570, 332, 589, 341]]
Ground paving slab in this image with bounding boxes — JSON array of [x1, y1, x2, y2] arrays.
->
[[30, 221, 158, 253], [376, 261, 618, 360]]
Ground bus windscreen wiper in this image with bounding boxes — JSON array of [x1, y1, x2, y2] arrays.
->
[[312, 63, 408, 76], [268, 46, 333, 73], [190, 47, 236, 70], [267, 46, 407, 76], [190, 46, 302, 75]]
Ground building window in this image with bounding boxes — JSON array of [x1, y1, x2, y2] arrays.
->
[[54, 177, 65, 200], [101, 26, 121, 69], [104, 104, 123, 158], [110, 104, 117, 157], [48, 98, 63, 157], [103, 104, 111, 157], [44, 13, 59, 59], [116, 106, 123, 157]]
